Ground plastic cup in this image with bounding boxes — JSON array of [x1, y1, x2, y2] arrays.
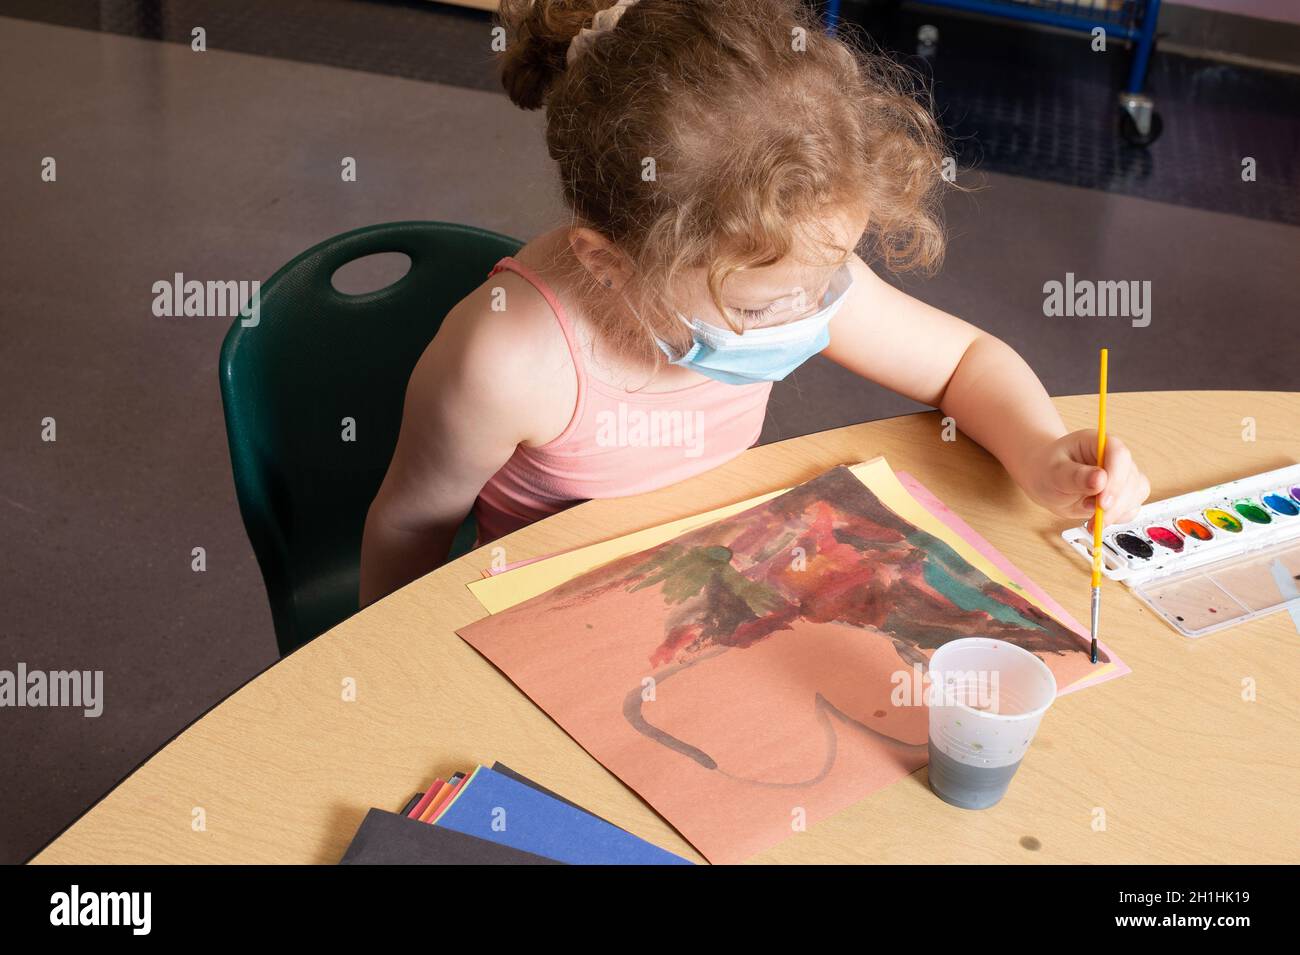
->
[[926, 637, 1058, 810]]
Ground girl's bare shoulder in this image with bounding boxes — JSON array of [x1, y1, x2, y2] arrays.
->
[[410, 230, 579, 445]]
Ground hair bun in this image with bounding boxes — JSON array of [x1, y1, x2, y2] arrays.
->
[[498, 0, 608, 111]]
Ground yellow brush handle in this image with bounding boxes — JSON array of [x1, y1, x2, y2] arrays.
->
[[1091, 348, 1108, 588]]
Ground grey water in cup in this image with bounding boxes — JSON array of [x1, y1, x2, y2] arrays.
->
[[927, 743, 1023, 810]]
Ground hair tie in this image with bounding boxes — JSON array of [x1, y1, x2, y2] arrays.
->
[[566, 0, 641, 67]]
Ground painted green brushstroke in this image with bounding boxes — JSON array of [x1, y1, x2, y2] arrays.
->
[[913, 531, 1045, 631], [629, 544, 786, 617]]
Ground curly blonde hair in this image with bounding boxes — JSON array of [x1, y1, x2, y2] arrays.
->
[[497, 0, 949, 365]]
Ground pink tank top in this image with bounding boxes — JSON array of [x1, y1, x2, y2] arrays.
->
[[473, 256, 772, 543]]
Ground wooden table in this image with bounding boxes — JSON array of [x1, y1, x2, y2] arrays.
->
[[33, 391, 1300, 864]]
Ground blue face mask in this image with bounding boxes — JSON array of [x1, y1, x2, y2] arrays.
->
[[654, 263, 855, 385]]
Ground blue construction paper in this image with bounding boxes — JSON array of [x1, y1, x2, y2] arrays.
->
[[434, 766, 691, 865]]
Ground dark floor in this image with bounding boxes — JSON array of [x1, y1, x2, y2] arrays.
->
[[896, 4, 1300, 226], [6, 0, 1297, 224], [1, 1, 1298, 865]]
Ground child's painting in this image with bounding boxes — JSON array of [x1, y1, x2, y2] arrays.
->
[[458, 463, 1119, 863]]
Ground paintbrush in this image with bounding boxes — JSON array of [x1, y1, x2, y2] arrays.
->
[[1090, 348, 1108, 664]]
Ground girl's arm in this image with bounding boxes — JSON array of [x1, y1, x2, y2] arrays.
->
[[824, 255, 1149, 522], [359, 283, 575, 607]]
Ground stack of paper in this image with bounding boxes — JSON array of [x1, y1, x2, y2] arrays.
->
[[339, 761, 691, 865]]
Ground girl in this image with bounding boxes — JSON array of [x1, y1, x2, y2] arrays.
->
[[359, 0, 1149, 605]]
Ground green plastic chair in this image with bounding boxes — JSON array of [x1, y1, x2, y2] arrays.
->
[[219, 221, 524, 656]]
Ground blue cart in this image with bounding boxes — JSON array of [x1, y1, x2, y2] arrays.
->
[[825, 0, 1164, 145]]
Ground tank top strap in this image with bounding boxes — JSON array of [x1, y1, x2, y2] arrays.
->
[[487, 256, 587, 448], [488, 256, 585, 380]]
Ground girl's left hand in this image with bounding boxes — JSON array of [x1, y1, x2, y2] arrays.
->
[[1022, 430, 1150, 523]]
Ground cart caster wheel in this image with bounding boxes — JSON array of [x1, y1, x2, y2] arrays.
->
[[1120, 109, 1163, 146], [917, 24, 939, 58], [1118, 93, 1162, 147]]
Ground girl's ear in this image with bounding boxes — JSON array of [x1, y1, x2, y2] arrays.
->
[[567, 226, 632, 290]]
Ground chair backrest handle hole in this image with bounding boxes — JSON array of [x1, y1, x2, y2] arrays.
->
[[330, 252, 412, 296]]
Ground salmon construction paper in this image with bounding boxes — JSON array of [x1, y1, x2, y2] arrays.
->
[[469, 460, 1125, 693], [457, 461, 1126, 863]]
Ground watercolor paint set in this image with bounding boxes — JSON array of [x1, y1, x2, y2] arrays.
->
[[1062, 464, 1300, 637]]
